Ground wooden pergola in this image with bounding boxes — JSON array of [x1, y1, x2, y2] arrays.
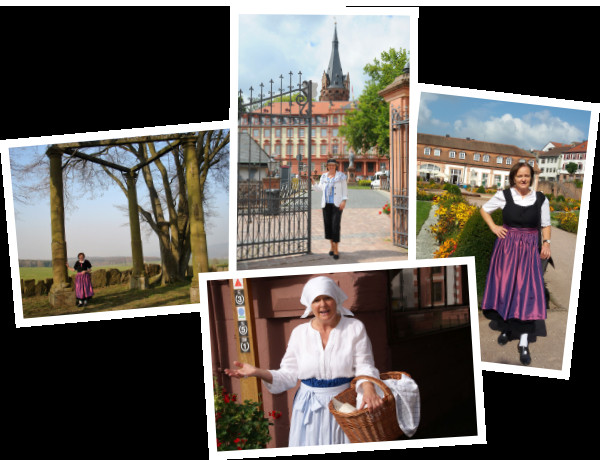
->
[[46, 133, 207, 307]]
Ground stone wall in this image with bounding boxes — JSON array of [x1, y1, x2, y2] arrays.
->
[[21, 262, 228, 298], [538, 180, 582, 201], [20, 264, 161, 298]]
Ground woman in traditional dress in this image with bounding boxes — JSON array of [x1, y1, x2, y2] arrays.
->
[[66, 252, 94, 307], [480, 163, 551, 365], [225, 276, 383, 447], [311, 158, 348, 260]]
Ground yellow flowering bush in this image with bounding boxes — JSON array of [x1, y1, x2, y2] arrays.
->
[[430, 193, 478, 245], [555, 211, 579, 233], [434, 238, 458, 258]]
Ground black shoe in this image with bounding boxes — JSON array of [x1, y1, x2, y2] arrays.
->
[[333, 254, 339, 260], [329, 251, 334, 256], [518, 346, 531, 365], [498, 331, 510, 346]]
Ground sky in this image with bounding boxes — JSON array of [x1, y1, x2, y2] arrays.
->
[[418, 92, 592, 151], [8, 141, 229, 262], [237, 14, 410, 104]]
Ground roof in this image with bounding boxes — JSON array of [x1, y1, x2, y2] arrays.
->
[[238, 132, 272, 165], [566, 140, 587, 153], [325, 23, 346, 89], [417, 133, 535, 158], [537, 145, 572, 157], [249, 100, 355, 116]]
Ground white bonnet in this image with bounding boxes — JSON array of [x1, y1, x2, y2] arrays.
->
[[299, 276, 354, 318]]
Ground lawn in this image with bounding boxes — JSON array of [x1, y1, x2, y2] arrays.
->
[[20, 280, 193, 319], [416, 200, 434, 235]]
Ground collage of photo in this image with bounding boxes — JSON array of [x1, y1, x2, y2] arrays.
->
[[3, 4, 598, 457]]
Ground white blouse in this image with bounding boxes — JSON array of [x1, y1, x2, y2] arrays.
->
[[265, 316, 379, 395], [482, 188, 551, 227]]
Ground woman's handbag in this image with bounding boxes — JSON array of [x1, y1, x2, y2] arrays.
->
[[328, 371, 411, 443]]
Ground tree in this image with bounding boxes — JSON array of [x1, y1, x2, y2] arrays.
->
[[340, 47, 409, 158], [565, 161, 578, 178], [102, 131, 230, 284]]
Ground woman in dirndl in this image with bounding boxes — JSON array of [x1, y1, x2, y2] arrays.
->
[[480, 162, 551, 366], [225, 276, 383, 447], [66, 252, 94, 307]]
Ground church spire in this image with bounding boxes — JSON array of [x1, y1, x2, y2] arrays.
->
[[320, 21, 350, 102]]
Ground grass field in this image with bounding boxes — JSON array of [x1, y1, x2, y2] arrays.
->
[[19, 265, 134, 282], [20, 279, 193, 318]]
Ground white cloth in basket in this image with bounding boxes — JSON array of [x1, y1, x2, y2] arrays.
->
[[356, 375, 421, 438]]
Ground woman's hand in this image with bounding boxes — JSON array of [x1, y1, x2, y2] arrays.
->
[[540, 242, 551, 260], [491, 224, 507, 239], [224, 361, 257, 379], [339, 200, 346, 211], [359, 382, 384, 415]]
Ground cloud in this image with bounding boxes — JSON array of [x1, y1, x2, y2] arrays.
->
[[418, 93, 450, 130], [453, 111, 585, 150]]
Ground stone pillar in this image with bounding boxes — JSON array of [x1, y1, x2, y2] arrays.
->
[[183, 137, 208, 304], [47, 147, 76, 307], [126, 171, 148, 290]]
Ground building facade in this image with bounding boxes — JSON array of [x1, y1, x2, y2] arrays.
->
[[238, 23, 388, 179], [417, 133, 539, 188]]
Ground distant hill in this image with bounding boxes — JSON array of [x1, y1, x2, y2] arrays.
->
[[19, 256, 161, 268], [19, 246, 229, 267]]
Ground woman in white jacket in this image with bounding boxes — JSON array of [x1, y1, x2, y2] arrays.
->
[[312, 158, 348, 260], [225, 276, 383, 447]]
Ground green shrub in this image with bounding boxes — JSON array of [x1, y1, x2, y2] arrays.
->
[[443, 183, 462, 195], [476, 186, 486, 194], [358, 179, 372, 187], [453, 208, 503, 302], [213, 377, 272, 451]]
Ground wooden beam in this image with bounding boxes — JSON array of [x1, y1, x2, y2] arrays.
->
[[229, 278, 261, 404]]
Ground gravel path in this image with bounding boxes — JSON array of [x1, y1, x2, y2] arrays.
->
[[416, 204, 439, 259]]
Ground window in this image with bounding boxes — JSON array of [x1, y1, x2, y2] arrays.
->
[[387, 266, 470, 341], [286, 144, 293, 156], [506, 157, 513, 165], [321, 128, 328, 137], [320, 144, 327, 156], [275, 128, 281, 138], [449, 151, 456, 159], [332, 144, 339, 155], [287, 128, 294, 138], [434, 148, 441, 156], [496, 156, 503, 164], [332, 128, 339, 137], [299, 128, 305, 138], [274, 144, 281, 156], [473, 153, 480, 161], [298, 144, 304, 156], [424, 147, 431, 155], [459, 151, 466, 160], [264, 129, 270, 138], [483, 155, 490, 163]]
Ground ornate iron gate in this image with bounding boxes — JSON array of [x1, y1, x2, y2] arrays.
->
[[237, 73, 313, 261], [391, 106, 409, 248]]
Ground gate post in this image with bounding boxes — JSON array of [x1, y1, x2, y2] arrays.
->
[[126, 170, 148, 290], [184, 136, 208, 303], [46, 146, 76, 307]]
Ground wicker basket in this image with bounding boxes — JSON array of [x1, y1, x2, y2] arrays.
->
[[328, 371, 411, 443]]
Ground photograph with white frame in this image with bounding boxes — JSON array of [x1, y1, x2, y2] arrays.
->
[[413, 83, 598, 378], [200, 257, 486, 455], [231, 4, 417, 271], [4, 122, 230, 327]]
